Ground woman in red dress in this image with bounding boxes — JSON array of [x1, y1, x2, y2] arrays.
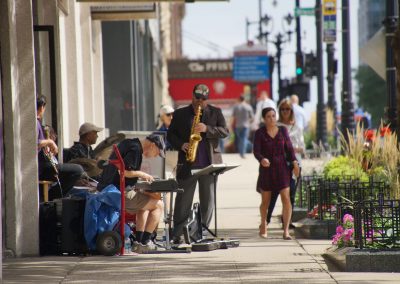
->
[[253, 107, 300, 239]]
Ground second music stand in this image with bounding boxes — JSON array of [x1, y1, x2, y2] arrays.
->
[[191, 163, 239, 237]]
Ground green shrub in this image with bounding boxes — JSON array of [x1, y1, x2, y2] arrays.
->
[[323, 155, 368, 181]]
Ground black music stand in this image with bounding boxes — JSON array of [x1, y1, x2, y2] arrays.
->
[[191, 164, 239, 237], [135, 179, 183, 250]]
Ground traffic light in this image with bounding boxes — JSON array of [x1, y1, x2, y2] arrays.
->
[[304, 53, 317, 78], [295, 52, 304, 77]]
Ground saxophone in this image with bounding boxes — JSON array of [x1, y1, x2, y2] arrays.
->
[[43, 125, 59, 175], [186, 104, 202, 163]]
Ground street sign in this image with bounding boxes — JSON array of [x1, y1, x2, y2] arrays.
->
[[323, 0, 337, 43], [233, 43, 269, 82], [323, 0, 336, 16], [294, 7, 315, 17], [233, 55, 269, 82]]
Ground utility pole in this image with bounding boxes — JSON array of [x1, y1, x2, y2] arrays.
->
[[295, 0, 303, 82], [316, 0, 327, 146], [384, 0, 398, 132], [341, 0, 355, 141]]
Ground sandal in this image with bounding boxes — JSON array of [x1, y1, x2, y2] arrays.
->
[[283, 235, 292, 240]]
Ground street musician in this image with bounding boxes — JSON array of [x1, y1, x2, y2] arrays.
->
[[167, 84, 229, 245], [97, 134, 166, 253], [36, 95, 83, 200]]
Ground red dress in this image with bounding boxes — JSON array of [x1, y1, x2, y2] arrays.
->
[[253, 126, 297, 192]]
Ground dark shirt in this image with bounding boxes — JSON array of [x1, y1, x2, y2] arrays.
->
[[253, 126, 296, 192], [97, 138, 143, 191], [67, 142, 95, 161]]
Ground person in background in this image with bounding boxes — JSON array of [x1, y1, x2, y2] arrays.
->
[[266, 99, 305, 227], [36, 95, 84, 200], [167, 83, 229, 244], [66, 122, 103, 161], [232, 95, 254, 158], [157, 105, 174, 150], [290, 94, 307, 130], [253, 107, 299, 240], [97, 134, 165, 253], [253, 91, 277, 130]]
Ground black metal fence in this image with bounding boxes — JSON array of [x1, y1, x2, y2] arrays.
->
[[300, 175, 390, 221], [354, 200, 400, 249]]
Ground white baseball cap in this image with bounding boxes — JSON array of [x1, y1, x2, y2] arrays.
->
[[79, 122, 103, 136], [159, 105, 174, 116]]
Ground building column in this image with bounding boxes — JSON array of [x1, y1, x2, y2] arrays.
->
[[0, 0, 39, 256]]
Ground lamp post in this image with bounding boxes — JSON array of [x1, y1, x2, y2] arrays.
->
[[316, 0, 327, 146], [340, 0, 355, 141], [384, 0, 398, 133]]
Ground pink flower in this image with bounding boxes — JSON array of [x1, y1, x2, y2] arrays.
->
[[343, 214, 354, 223], [336, 226, 344, 234]]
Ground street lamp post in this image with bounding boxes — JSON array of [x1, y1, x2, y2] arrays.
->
[[340, 0, 355, 141], [384, 0, 398, 133], [316, 0, 327, 146], [327, 43, 338, 138]]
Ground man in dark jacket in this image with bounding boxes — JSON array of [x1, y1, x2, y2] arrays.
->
[[66, 122, 103, 161], [167, 84, 229, 243]]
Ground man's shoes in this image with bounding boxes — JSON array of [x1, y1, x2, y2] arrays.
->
[[131, 241, 140, 252], [132, 240, 157, 254], [171, 236, 183, 245]]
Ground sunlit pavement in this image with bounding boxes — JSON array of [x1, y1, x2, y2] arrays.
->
[[3, 154, 400, 283]]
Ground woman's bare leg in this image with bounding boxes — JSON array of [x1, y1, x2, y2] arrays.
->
[[260, 191, 271, 236], [280, 187, 292, 238]]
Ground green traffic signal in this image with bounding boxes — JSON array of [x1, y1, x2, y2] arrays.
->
[[296, 67, 303, 75]]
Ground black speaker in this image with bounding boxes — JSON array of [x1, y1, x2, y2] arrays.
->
[[39, 201, 61, 255], [61, 197, 88, 254]]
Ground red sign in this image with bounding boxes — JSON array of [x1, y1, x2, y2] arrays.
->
[[168, 78, 270, 102]]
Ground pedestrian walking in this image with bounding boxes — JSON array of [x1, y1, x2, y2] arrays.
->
[[253, 91, 277, 130], [232, 95, 254, 158], [253, 107, 299, 240], [290, 94, 307, 130], [266, 99, 305, 227]]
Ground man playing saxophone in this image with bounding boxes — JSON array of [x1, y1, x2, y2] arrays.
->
[[167, 84, 229, 244]]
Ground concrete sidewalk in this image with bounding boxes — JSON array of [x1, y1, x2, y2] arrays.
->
[[3, 154, 400, 283]]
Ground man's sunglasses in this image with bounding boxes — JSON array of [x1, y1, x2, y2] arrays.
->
[[166, 113, 173, 117], [194, 93, 207, 100]]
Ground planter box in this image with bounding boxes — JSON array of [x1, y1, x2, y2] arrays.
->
[[323, 246, 400, 272], [294, 218, 336, 239], [292, 207, 307, 222], [347, 249, 400, 272]]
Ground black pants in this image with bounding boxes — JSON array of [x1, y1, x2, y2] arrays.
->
[[40, 163, 84, 200], [266, 177, 297, 224]]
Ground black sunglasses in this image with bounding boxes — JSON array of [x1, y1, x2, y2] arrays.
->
[[166, 113, 173, 117], [280, 108, 292, 111], [194, 93, 207, 100]]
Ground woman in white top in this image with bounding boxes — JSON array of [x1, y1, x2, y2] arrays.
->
[[266, 98, 305, 225]]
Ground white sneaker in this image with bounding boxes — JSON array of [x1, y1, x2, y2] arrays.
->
[[133, 240, 157, 254]]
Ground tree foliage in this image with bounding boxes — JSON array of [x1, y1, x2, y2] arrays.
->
[[354, 65, 386, 127]]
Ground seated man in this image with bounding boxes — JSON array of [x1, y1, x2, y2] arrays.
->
[[97, 134, 165, 253], [66, 122, 103, 161], [36, 95, 84, 200]]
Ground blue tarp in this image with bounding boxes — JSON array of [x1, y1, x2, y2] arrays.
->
[[83, 185, 121, 250]]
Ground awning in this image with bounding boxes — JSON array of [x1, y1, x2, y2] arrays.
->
[[90, 3, 157, 21]]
